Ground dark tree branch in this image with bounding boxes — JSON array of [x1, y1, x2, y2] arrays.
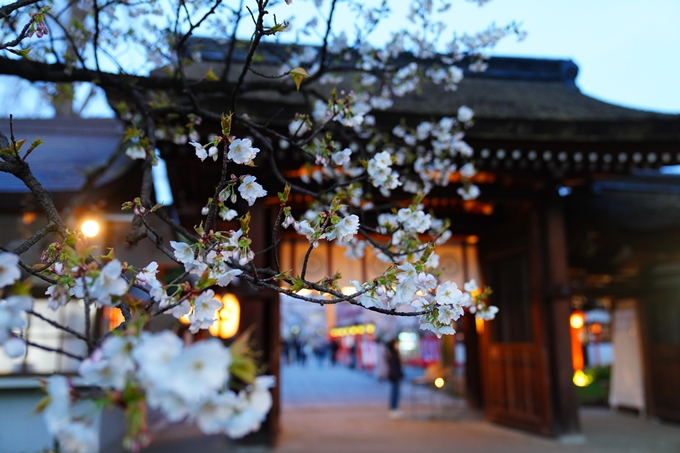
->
[[0, 0, 42, 19], [26, 309, 89, 342]]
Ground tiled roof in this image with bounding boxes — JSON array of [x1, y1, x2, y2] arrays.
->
[[176, 38, 680, 143], [0, 118, 129, 193]]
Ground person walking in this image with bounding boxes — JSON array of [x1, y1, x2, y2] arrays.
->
[[386, 338, 404, 418]]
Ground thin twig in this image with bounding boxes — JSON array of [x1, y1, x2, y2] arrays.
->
[[26, 309, 89, 342], [23, 339, 86, 361]]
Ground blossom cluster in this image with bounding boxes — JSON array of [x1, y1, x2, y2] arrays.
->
[[368, 150, 402, 195], [0, 252, 30, 358], [24, 230, 276, 452], [43, 376, 99, 453], [77, 331, 274, 440], [289, 211, 360, 249], [41, 243, 240, 336], [290, 95, 479, 200], [45, 258, 129, 311], [351, 270, 496, 337]]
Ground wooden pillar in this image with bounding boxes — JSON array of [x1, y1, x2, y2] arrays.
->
[[462, 313, 483, 409], [233, 200, 281, 446], [543, 199, 581, 435]]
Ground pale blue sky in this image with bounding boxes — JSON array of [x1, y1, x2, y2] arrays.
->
[[450, 0, 680, 114]]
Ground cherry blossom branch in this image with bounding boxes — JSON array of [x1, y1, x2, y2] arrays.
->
[[230, 0, 267, 114], [236, 271, 433, 317], [0, 246, 58, 284], [22, 338, 85, 361], [0, 20, 32, 51], [0, 154, 69, 238], [0, 0, 41, 19], [220, 0, 245, 81], [25, 309, 89, 342], [11, 221, 59, 256]]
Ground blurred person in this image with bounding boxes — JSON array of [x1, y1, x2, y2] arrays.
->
[[349, 342, 358, 369], [374, 340, 388, 381], [293, 336, 302, 364], [313, 342, 327, 367], [302, 341, 312, 367], [386, 338, 404, 418], [329, 339, 340, 366], [281, 337, 291, 365]]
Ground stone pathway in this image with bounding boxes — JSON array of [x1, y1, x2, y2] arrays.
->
[[136, 362, 680, 453]]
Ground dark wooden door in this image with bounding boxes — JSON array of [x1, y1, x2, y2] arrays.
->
[[478, 213, 554, 435], [641, 292, 680, 423]]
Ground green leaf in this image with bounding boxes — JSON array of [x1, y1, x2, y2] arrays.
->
[[96, 248, 115, 264], [274, 270, 291, 281], [229, 329, 258, 385], [290, 277, 305, 292], [12, 279, 32, 296], [124, 127, 141, 141], [15, 47, 32, 59], [195, 268, 217, 290], [221, 112, 233, 137], [239, 212, 251, 236], [13, 138, 26, 152], [290, 67, 310, 91], [205, 68, 219, 81], [64, 231, 77, 247], [278, 184, 291, 204], [33, 395, 50, 414]]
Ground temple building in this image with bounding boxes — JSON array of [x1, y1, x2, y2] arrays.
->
[[1, 45, 680, 451]]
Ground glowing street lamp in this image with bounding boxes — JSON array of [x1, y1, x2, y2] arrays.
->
[[81, 220, 100, 237]]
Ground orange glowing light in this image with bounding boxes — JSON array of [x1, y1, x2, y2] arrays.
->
[[209, 294, 240, 339], [569, 312, 585, 329], [475, 317, 485, 334], [589, 323, 602, 335]]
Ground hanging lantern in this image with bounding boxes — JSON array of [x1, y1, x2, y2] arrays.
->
[[209, 293, 241, 339]]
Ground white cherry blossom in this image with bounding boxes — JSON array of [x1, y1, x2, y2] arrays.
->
[[420, 321, 456, 338], [57, 422, 99, 453], [464, 279, 478, 293], [228, 138, 260, 165], [190, 141, 208, 161], [78, 336, 135, 390], [0, 252, 20, 287], [457, 184, 480, 200], [438, 303, 464, 325], [188, 290, 223, 333], [168, 339, 232, 402], [0, 295, 32, 345], [476, 305, 499, 320], [238, 176, 267, 206], [194, 392, 238, 434], [170, 241, 194, 264], [213, 268, 242, 287], [89, 260, 128, 307], [3, 336, 25, 358], [434, 281, 463, 306], [327, 214, 360, 242], [44, 375, 71, 436], [332, 148, 352, 166], [125, 146, 146, 160], [136, 261, 158, 285]]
